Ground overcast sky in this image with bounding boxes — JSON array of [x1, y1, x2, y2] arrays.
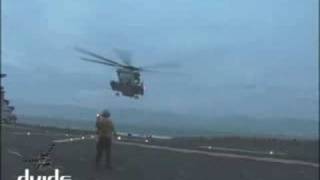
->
[[2, 0, 318, 119]]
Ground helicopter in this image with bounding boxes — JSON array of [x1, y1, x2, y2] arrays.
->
[[75, 47, 179, 99]]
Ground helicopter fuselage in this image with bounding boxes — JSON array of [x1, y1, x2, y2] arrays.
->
[[110, 68, 144, 98]]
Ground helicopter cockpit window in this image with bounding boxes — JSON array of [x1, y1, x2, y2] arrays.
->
[[118, 71, 134, 84]]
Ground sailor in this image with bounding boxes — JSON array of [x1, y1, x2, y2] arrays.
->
[[95, 109, 116, 169]]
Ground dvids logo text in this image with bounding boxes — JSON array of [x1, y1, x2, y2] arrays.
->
[[17, 169, 71, 180]]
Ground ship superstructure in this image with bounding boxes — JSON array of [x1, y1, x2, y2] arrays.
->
[[1, 73, 17, 124]]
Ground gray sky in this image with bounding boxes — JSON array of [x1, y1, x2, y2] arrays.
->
[[2, 0, 318, 119]]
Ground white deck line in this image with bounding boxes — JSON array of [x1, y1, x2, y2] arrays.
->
[[115, 141, 319, 168]]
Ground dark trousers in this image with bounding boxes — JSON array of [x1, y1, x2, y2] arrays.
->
[[96, 136, 112, 166]]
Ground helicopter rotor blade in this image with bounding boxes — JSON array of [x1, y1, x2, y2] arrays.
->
[[134, 67, 158, 73], [113, 48, 133, 66], [140, 62, 181, 70], [75, 47, 124, 67], [80, 57, 119, 67]]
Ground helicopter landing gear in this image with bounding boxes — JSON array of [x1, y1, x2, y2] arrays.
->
[[115, 92, 120, 96]]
